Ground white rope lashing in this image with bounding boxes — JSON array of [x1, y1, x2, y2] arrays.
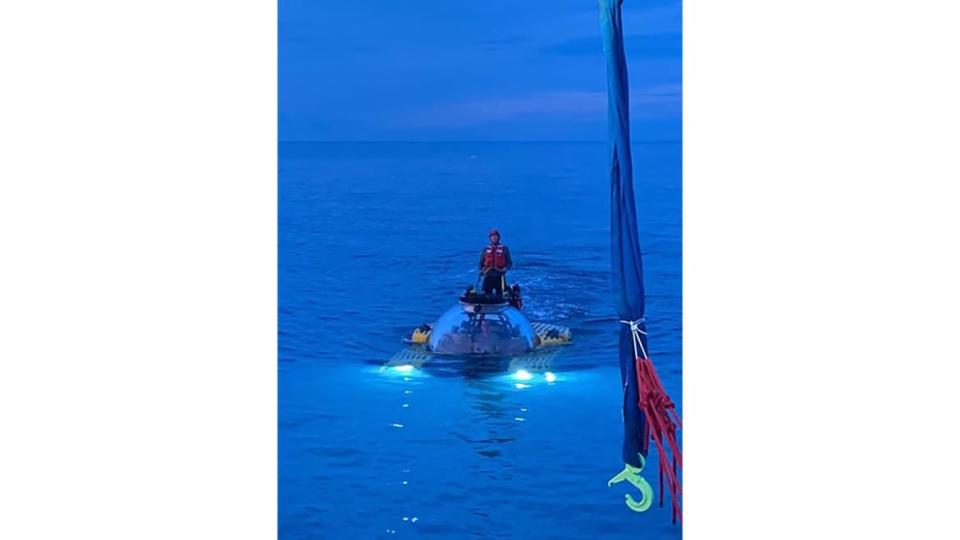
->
[[619, 319, 649, 360]]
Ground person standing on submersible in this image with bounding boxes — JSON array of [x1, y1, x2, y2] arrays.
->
[[478, 228, 513, 296]]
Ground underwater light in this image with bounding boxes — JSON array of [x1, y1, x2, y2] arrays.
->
[[393, 364, 415, 373], [513, 369, 533, 381], [544, 372, 557, 383]]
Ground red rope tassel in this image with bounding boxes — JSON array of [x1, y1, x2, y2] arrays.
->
[[635, 356, 682, 522]]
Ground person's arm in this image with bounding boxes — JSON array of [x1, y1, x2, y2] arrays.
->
[[478, 250, 486, 272], [503, 246, 513, 271]]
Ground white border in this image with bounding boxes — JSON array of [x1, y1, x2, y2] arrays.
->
[[0, 2, 276, 538], [686, 1, 960, 538]]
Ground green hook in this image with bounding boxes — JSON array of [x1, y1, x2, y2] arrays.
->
[[607, 454, 654, 512]]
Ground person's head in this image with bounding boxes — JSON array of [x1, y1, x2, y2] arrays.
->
[[488, 228, 501, 244]]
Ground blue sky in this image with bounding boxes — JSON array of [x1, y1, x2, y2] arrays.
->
[[279, 1, 681, 141]]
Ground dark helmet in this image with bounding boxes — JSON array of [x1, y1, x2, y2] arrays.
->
[[488, 228, 500, 237]]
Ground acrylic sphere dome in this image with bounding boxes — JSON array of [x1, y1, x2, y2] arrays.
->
[[427, 303, 537, 355]]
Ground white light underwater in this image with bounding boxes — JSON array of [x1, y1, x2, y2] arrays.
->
[[513, 369, 533, 381], [377, 363, 422, 378], [508, 370, 562, 389], [380, 363, 563, 386]]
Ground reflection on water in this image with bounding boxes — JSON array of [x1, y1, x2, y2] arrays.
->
[[374, 348, 582, 535]]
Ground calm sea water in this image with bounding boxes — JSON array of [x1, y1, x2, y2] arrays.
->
[[279, 141, 681, 539]]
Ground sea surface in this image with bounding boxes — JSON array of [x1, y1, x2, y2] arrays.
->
[[279, 141, 681, 539]]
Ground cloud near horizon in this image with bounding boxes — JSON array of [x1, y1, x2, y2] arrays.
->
[[401, 84, 682, 128], [280, 1, 681, 140]]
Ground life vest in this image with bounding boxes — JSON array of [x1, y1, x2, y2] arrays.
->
[[482, 243, 507, 270]]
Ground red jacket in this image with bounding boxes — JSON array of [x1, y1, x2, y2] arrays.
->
[[479, 243, 512, 272]]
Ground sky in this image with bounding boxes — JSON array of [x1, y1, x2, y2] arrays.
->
[[279, 1, 681, 141]]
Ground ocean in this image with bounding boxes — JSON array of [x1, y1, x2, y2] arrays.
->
[[279, 141, 682, 539]]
